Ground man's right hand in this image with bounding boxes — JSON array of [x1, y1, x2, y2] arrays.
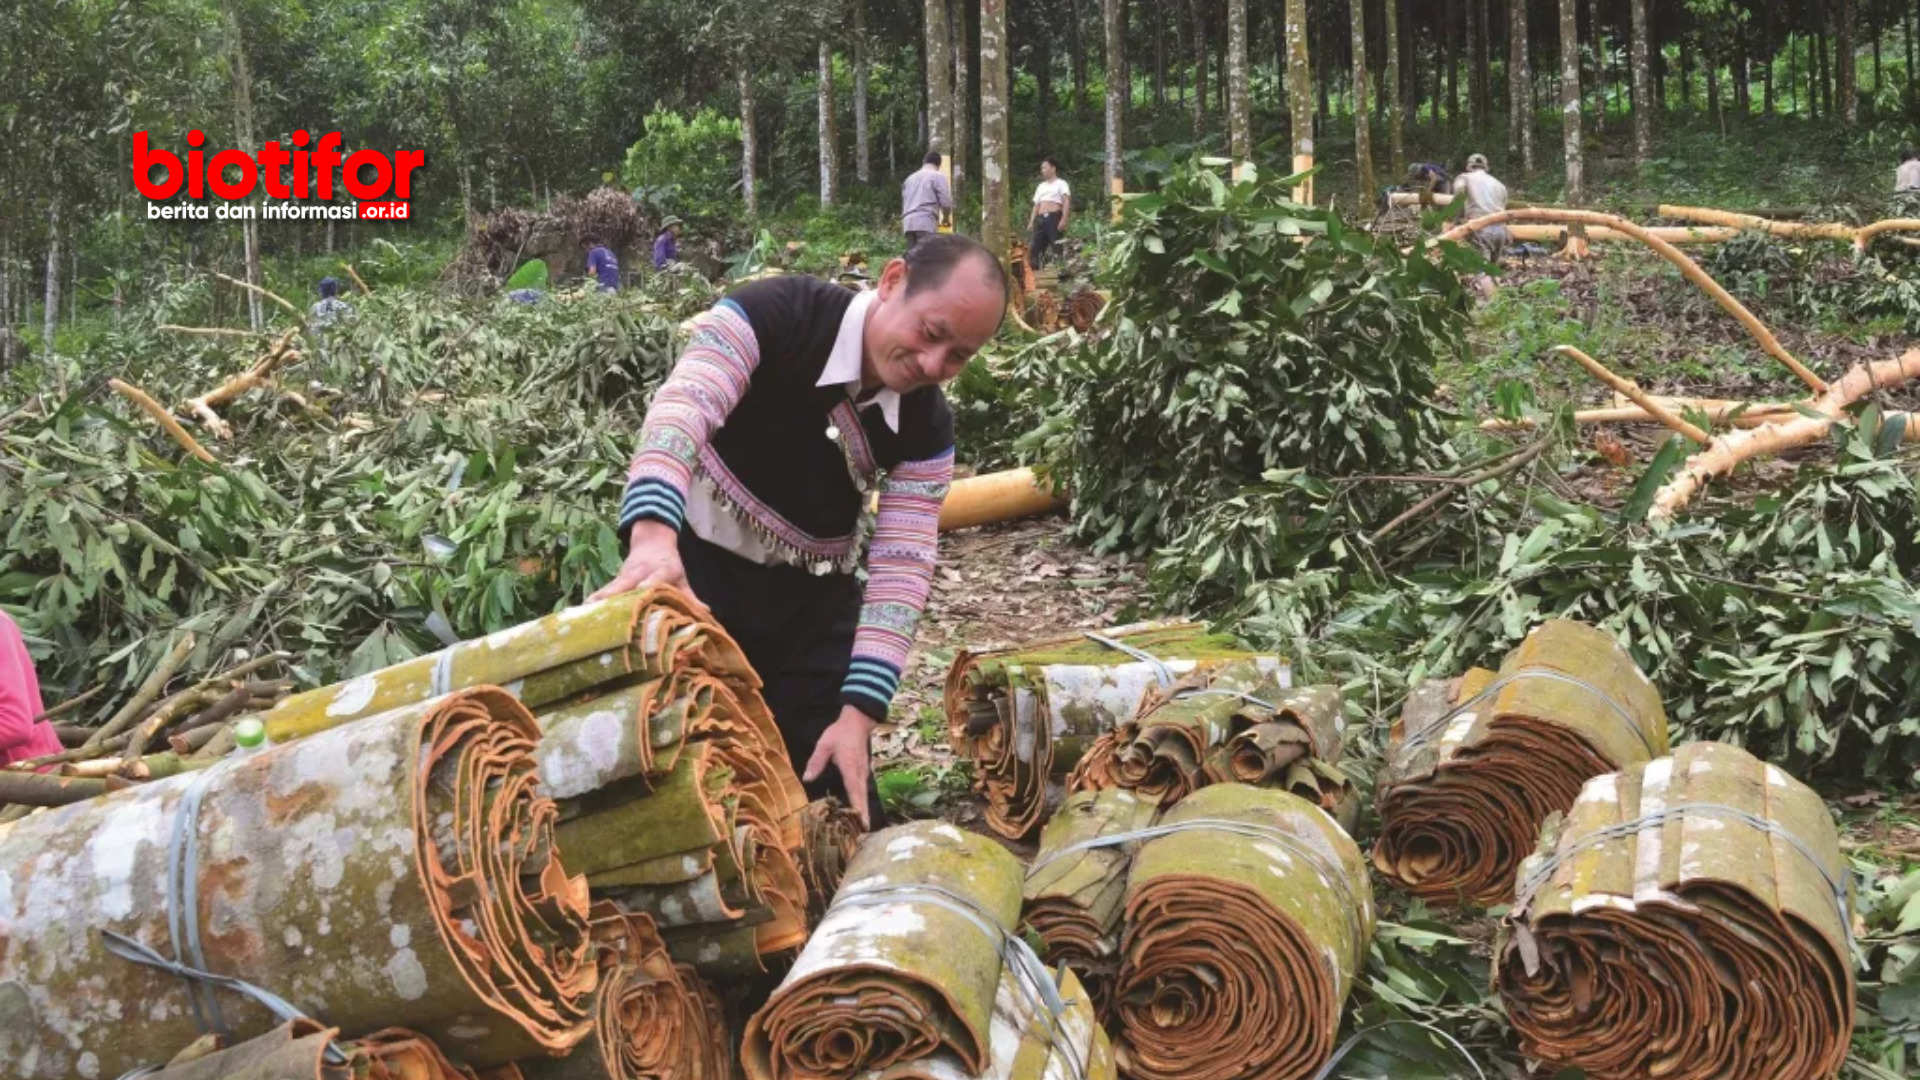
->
[[589, 521, 693, 602]]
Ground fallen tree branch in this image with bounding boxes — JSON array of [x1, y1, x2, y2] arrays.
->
[[1650, 349, 1920, 520], [0, 771, 119, 807], [1483, 401, 1798, 433], [340, 262, 372, 294], [155, 324, 265, 339], [80, 634, 196, 753], [1439, 208, 1826, 395], [209, 270, 300, 317], [1656, 205, 1859, 241], [1550, 346, 1710, 445], [6, 732, 135, 772], [182, 328, 303, 439], [1508, 224, 1741, 245], [1369, 439, 1550, 544], [1853, 218, 1920, 253], [108, 379, 219, 464], [33, 686, 103, 728]]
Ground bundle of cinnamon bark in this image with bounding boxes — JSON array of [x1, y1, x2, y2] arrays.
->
[[1371, 619, 1670, 906]]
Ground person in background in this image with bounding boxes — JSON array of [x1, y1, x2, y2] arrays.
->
[[653, 217, 684, 271], [583, 236, 621, 292], [0, 611, 61, 768], [309, 276, 354, 329], [900, 152, 953, 253], [1027, 157, 1071, 269], [1408, 161, 1452, 196], [1452, 153, 1510, 299], [1897, 149, 1920, 192]]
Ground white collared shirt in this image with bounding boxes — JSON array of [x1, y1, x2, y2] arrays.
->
[[685, 286, 898, 566]]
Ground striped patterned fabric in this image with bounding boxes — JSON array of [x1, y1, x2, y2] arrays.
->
[[841, 448, 954, 719], [621, 299, 758, 535]]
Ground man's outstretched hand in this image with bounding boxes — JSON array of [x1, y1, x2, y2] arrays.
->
[[589, 521, 693, 603], [804, 705, 877, 828]]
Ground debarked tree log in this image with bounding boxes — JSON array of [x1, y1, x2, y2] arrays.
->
[[1111, 783, 1374, 1080], [1370, 619, 1670, 907], [1498, 741, 1853, 1080], [946, 622, 1281, 840], [743, 820, 1116, 1080], [0, 687, 597, 1079]]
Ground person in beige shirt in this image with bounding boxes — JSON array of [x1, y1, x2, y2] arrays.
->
[[1897, 150, 1920, 192], [1453, 153, 1509, 298]]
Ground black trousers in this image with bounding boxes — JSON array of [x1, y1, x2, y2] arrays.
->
[[678, 531, 888, 826], [1028, 212, 1062, 268]]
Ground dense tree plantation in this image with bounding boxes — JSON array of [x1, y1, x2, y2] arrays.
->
[[9, 1, 1920, 1078]]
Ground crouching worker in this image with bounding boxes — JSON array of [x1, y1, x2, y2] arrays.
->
[[590, 235, 1008, 827]]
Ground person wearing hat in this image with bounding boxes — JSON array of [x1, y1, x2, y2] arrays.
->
[[590, 234, 1009, 828], [1453, 153, 1509, 297], [309, 276, 354, 330], [653, 218, 685, 272]]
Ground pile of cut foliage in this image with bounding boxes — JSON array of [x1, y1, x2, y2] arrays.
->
[[0, 280, 714, 706]]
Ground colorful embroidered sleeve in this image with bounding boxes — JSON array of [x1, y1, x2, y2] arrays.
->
[[620, 299, 759, 537], [841, 448, 954, 720]]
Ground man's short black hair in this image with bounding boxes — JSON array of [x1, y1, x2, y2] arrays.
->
[[901, 234, 1008, 311], [924, 150, 944, 167], [1904, 148, 1920, 163], [1041, 156, 1062, 171]]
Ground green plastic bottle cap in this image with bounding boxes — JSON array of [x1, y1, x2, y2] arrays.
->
[[234, 717, 267, 749]]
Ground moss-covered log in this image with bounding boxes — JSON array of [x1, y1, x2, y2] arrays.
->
[[1498, 742, 1852, 1080], [1371, 619, 1670, 906], [1113, 783, 1374, 1080], [0, 687, 597, 1078], [945, 622, 1281, 839]]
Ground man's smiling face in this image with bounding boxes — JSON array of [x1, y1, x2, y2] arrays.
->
[[862, 253, 1006, 393]]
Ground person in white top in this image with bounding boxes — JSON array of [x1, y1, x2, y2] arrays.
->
[[1897, 149, 1920, 192], [1452, 153, 1509, 299], [1026, 157, 1072, 269]]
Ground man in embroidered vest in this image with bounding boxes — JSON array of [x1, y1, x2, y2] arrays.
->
[[593, 235, 1008, 827]]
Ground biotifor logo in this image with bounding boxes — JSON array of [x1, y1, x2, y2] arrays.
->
[[134, 130, 425, 221]]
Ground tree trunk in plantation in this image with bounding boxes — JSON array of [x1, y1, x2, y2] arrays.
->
[[1872, 14, 1881, 112], [926, 0, 953, 155], [819, 41, 839, 206], [1155, 0, 1167, 104], [1464, 0, 1481, 133], [1315, 6, 1330, 121], [1286, 0, 1313, 201], [981, 0, 1009, 260], [1762, 8, 1776, 115], [739, 64, 758, 216], [42, 201, 59, 369], [1707, 59, 1721, 134], [854, 0, 871, 184], [1511, 0, 1534, 172], [1037, 34, 1055, 153], [1350, 0, 1374, 204], [1585, 0, 1603, 132], [953, 3, 969, 189], [1190, 0, 1209, 134], [1475, 0, 1492, 134], [1446, 0, 1460, 129], [1678, 34, 1691, 111], [1839, 0, 1857, 124], [1385, 0, 1404, 169], [1629, 0, 1650, 164], [1104, 0, 1124, 206], [1560, 0, 1583, 203], [1908, 4, 1916, 113], [1070, 0, 1090, 120], [1228, 0, 1252, 158]]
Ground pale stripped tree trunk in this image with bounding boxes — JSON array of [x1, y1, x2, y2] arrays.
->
[[1560, 0, 1583, 203], [1350, 0, 1374, 206], [739, 61, 759, 216], [1629, 0, 1650, 164], [1839, 0, 1857, 125], [1384, 0, 1404, 169], [981, 0, 1010, 257], [1104, 0, 1125, 207], [820, 40, 840, 206], [854, 0, 871, 184], [953, 0, 970, 190], [1286, 0, 1312, 202], [1227, 0, 1251, 158], [1510, 0, 1533, 172], [42, 200, 59, 371], [926, 0, 953, 157], [1190, 0, 1209, 134]]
